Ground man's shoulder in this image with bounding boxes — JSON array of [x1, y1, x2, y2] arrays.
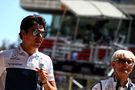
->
[[38, 51, 48, 56], [92, 78, 112, 90], [38, 52, 51, 59], [100, 77, 113, 84], [0, 49, 16, 61], [94, 77, 112, 86], [0, 49, 15, 56]]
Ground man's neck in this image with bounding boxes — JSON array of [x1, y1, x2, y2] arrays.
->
[[21, 43, 38, 56]]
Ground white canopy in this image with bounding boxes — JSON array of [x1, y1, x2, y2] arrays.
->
[[61, 0, 126, 19]]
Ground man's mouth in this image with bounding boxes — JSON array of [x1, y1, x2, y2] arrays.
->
[[35, 40, 42, 44]]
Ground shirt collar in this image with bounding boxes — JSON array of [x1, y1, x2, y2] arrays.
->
[[113, 76, 131, 88], [17, 45, 39, 56]]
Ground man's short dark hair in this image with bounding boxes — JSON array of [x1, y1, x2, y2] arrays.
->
[[19, 15, 46, 39]]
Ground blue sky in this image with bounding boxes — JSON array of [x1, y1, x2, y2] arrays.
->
[[0, 0, 52, 46]]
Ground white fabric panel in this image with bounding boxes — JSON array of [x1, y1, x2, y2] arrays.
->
[[61, 0, 101, 17], [90, 1, 126, 19], [61, 0, 126, 19]]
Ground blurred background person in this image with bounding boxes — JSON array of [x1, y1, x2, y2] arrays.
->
[[92, 50, 135, 90]]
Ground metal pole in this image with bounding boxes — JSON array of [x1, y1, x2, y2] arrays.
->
[[86, 79, 91, 90], [126, 18, 133, 44], [89, 45, 93, 62], [68, 76, 73, 90], [51, 8, 67, 59], [73, 17, 80, 41], [114, 18, 122, 41]]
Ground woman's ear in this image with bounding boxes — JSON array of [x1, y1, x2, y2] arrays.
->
[[111, 61, 115, 68]]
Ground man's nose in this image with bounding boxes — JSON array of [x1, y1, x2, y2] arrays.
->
[[37, 33, 43, 38], [125, 61, 129, 65]]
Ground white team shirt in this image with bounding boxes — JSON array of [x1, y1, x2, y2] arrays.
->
[[0, 45, 55, 90]]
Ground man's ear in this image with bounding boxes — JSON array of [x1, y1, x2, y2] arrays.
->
[[21, 30, 26, 38]]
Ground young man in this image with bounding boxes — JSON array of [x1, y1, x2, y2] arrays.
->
[[0, 15, 57, 90], [92, 50, 135, 90]]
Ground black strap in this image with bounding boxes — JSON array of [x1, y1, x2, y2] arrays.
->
[[99, 81, 102, 90], [128, 82, 133, 90]]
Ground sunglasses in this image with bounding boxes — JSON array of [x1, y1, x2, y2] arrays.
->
[[33, 29, 47, 37], [116, 59, 134, 65]]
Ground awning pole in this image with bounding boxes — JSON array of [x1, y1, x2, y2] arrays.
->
[[51, 7, 67, 59], [126, 18, 133, 44], [114, 18, 122, 41], [73, 17, 80, 41]]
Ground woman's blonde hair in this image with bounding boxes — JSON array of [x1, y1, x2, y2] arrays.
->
[[111, 50, 135, 62]]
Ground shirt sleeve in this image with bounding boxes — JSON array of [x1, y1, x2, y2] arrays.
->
[[91, 83, 101, 90], [47, 57, 55, 81]]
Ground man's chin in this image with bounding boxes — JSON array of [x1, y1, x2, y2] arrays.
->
[[34, 43, 41, 48]]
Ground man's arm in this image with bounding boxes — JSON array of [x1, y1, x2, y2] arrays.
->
[[43, 81, 57, 90], [36, 68, 57, 90]]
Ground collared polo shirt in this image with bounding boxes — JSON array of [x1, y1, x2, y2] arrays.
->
[[0, 46, 55, 90]]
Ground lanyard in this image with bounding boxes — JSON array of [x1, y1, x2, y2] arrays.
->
[[127, 83, 134, 90]]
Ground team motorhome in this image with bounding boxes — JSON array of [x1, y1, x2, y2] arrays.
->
[[20, 0, 135, 89]]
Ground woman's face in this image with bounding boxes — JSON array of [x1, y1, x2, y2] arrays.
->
[[112, 58, 134, 76]]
